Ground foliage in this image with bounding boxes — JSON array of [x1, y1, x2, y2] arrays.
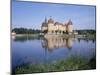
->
[[75, 29, 96, 35], [13, 55, 96, 74], [12, 28, 41, 34]]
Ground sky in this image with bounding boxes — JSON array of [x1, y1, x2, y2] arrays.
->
[[12, 1, 96, 30]]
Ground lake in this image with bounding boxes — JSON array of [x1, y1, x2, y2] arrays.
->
[[12, 35, 96, 73]]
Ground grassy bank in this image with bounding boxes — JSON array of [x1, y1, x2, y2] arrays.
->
[[13, 56, 96, 74]]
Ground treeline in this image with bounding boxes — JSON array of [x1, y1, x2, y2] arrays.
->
[[12, 28, 41, 34], [74, 29, 96, 35], [12, 28, 96, 35]]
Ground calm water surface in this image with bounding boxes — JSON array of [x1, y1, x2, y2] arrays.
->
[[12, 35, 96, 70]]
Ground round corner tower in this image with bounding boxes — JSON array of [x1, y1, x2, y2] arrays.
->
[[66, 19, 73, 34]]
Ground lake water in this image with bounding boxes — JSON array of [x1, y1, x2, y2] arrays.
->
[[12, 35, 96, 71]]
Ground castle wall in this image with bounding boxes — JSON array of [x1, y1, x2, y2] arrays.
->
[[41, 27, 47, 31], [48, 23, 67, 34], [67, 25, 73, 33], [48, 23, 55, 34]]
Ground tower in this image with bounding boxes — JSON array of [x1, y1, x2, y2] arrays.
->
[[41, 17, 48, 32], [66, 19, 73, 34], [47, 17, 54, 34]]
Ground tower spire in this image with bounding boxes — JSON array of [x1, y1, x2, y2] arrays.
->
[[44, 17, 47, 23]]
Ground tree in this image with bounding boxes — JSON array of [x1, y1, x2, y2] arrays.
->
[[12, 28, 42, 34]]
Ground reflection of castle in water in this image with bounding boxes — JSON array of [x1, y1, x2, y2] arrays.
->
[[42, 36, 74, 52]]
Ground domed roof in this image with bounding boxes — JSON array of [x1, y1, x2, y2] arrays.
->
[[48, 18, 54, 24]]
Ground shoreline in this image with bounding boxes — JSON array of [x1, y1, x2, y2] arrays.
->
[[12, 33, 95, 39]]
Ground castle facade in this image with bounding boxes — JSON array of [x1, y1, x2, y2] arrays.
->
[[41, 17, 73, 34]]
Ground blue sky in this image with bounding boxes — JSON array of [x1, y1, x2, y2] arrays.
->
[[12, 1, 96, 30]]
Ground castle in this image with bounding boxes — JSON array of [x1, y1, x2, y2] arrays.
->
[[41, 17, 73, 34]]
